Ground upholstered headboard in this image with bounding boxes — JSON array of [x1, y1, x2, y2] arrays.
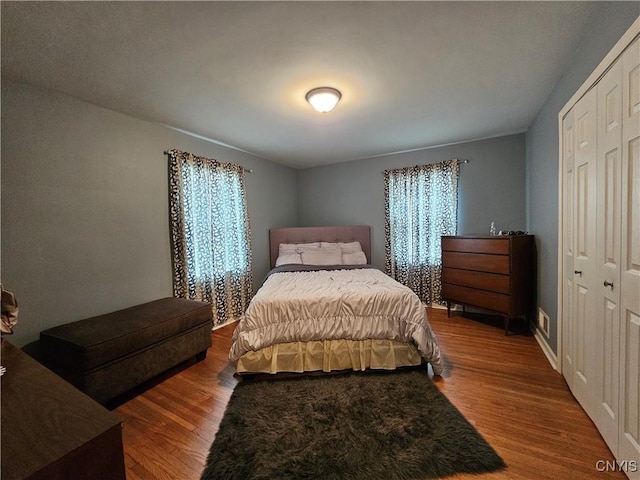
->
[[269, 226, 371, 269]]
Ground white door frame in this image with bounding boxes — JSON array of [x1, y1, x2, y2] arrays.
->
[[556, 17, 640, 375]]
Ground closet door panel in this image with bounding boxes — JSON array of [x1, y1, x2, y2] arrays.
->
[[595, 57, 622, 452], [619, 37, 640, 475], [572, 88, 598, 410], [621, 312, 640, 461], [562, 110, 576, 388]]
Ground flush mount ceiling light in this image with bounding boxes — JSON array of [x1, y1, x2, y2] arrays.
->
[[305, 87, 342, 113]]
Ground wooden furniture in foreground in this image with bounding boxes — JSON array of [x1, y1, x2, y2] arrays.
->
[[441, 235, 535, 334], [1, 339, 125, 480]]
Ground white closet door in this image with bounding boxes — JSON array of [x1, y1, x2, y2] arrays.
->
[[619, 37, 640, 477], [562, 109, 576, 390], [572, 87, 598, 412], [560, 21, 639, 479], [595, 56, 623, 452]]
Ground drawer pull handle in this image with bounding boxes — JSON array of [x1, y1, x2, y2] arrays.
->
[[603, 281, 614, 289], [574, 270, 583, 277]]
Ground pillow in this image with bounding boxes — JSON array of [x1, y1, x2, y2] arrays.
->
[[301, 246, 342, 265], [342, 251, 367, 265], [339, 241, 363, 254], [279, 242, 320, 256], [320, 241, 363, 254], [275, 253, 302, 267]]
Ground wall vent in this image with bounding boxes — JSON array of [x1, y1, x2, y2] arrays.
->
[[538, 308, 550, 337]]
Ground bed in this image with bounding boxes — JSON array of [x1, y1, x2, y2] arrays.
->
[[229, 226, 443, 376]]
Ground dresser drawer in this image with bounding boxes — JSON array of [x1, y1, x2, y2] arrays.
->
[[442, 267, 510, 294], [441, 251, 510, 274], [442, 237, 510, 255], [442, 283, 510, 315]]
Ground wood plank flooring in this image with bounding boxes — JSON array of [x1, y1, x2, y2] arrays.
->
[[115, 308, 624, 479]]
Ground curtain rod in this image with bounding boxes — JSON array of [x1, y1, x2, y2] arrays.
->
[[163, 150, 253, 173], [380, 158, 469, 175]]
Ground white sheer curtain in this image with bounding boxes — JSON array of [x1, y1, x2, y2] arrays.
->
[[168, 149, 253, 327], [384, 159, 459, 304]]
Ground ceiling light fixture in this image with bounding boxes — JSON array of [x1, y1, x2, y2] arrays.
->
[[305, 87, 342, 113]]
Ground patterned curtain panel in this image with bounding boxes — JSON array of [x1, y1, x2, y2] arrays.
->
[[167, 149, 253, 327], [384, 159, 459, 304]]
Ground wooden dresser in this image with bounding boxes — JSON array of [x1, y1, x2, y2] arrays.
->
[[441, 235, 535, 333], [1, 339, 126, 480]]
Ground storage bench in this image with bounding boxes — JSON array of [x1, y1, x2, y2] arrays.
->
[[38, 297, 213, 404]]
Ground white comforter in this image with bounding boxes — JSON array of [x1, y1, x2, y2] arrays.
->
[[229, 267, 443, 375]]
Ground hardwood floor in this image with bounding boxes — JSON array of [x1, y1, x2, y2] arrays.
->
[[116, 308, 624, 479]]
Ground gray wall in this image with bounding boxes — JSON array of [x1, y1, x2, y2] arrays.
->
[[298, 133, 526, 269], [526, 3, 638, 353], [1, 78, 298, 346]]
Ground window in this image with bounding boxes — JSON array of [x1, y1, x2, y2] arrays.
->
[[168, 149, 252, 327], [383, 159, 459, 304]]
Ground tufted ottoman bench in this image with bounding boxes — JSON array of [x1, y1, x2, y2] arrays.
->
[[38, 297, 213, 405]]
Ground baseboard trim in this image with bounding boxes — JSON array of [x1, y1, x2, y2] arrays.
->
[[213, 318, 239, 331], [428, 303, 463, 311], [534, 328, 559, 372], [428, 303, 447, 310]]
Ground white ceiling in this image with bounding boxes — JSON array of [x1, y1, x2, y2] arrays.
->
[[1, 1, 601, 168]]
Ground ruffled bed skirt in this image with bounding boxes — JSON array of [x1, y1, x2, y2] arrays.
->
[[235, 338, 422, 374]]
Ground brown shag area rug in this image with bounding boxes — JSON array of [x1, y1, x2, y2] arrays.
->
[[201, 369, 505, 480]]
